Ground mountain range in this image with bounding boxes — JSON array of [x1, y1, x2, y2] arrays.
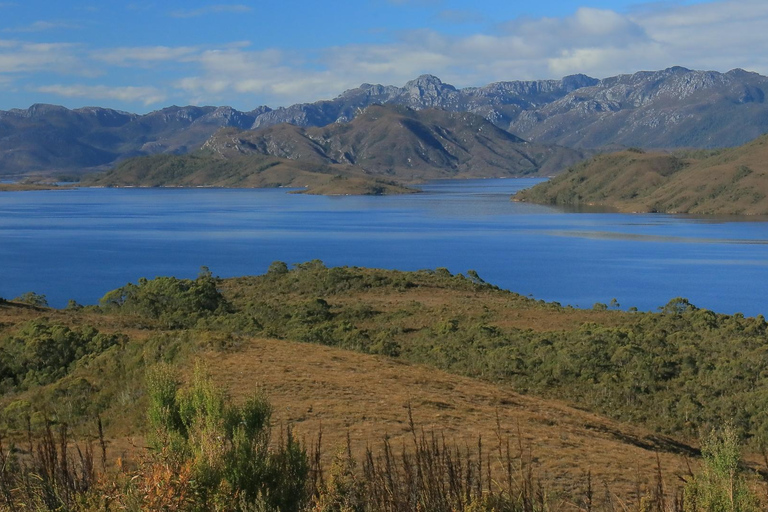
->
[[201, 105, 583, 180], [2, 66, 767, 177], [86, 105, 584, 193]]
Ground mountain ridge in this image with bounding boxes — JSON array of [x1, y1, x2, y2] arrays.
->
[[202, 104, 585, 180], [3, 66, 768, 177]]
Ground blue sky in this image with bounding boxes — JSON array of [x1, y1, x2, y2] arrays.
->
[[0, 0, 766, 113]]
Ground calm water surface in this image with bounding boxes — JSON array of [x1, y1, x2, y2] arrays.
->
[[2, 179, 768, 315]]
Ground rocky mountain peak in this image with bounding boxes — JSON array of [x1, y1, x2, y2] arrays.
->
[[561, 74, 600, 90], [402, 74, 458, 107], [405, 74, 448, 88]]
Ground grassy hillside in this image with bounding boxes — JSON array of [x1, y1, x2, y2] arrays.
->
[[2, 264, 767, 509], [514, 134, 768, 214], [83, 152, 416, 195]]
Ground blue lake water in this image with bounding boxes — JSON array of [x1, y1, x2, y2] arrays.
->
[[2, 178, 768, 316]]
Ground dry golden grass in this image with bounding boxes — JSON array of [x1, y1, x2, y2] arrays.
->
[[516, 134, 768, 215], [332, 288, 626, 333], [202, 335, 693, 503], [3, 275, 757, 507]]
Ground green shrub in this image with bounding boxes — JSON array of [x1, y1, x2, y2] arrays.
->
[[145, 363, 310, 511], [13, 291, 48, 307], [0, 320, 124, 391], [100, 267, 231, 328], [683, 425, 760, 511]]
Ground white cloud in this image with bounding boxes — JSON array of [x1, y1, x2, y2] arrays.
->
[[8, 0, 768, 110], [0, 40, 84, 75], [36, 84, 166, 106], [4, 21, 78, 33], [437, 9, 484, 24], [170, 4, 252, 18], [92, 45, 199, 66]]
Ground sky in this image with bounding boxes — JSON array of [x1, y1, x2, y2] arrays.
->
[[0, 0, 766, 113]]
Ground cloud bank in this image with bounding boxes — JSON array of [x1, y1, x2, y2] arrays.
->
[[2, 0, 767, 110]]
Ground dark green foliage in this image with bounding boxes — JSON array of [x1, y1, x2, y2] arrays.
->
[[660, 297, 697, 314], [267, 260, 289, 276], [99, 267, 231, 328], [13, 291, 48, 307], [0, 319, 124, 392], [65, 299, 83, 310]]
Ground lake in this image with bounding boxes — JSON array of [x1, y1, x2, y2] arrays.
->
[[2, 179, 768, 316]]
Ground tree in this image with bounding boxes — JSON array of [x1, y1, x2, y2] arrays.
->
[[13, 292, 48, 307]]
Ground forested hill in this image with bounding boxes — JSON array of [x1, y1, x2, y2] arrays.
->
[[514, 134, 768, 215]]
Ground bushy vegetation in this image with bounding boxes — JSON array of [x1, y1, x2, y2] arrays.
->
[[214, 263, 768, 444], [6, 263, 767, 444], [0, 319, 124, 392], [682, 425, 760, 512], [99, 267, 231, 328], [13, 291, 49, 307], [140, 363, 310, 511]]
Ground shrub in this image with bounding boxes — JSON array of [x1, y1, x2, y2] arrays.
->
[[99, 267, 231, 328], [144, 363, 310, 511], [13, 291, 48, 307], [683, 424, 760, 511]]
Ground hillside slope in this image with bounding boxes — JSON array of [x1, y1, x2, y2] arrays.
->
[[0, 104, 268, 176], [514, 134, 768, 214], [204, 105, 584, 179], [0, 282, 693, 503], [83, 152, 416, 195]]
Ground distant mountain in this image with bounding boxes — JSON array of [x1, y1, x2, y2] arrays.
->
[[249, 73, 598, 131], [245, 67, 768, 150], [509, 67, 768, 149], [203, 105, 585, 180], [3, 66, 768, 177], [513, 134, 768, 215], [0, 104, 269, 176], [87, 104, 583, 194]]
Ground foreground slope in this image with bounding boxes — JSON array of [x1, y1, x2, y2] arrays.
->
[[4, 263, 768, 505], [0, 293, 690, 502], [514, 134, 768, 214]]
